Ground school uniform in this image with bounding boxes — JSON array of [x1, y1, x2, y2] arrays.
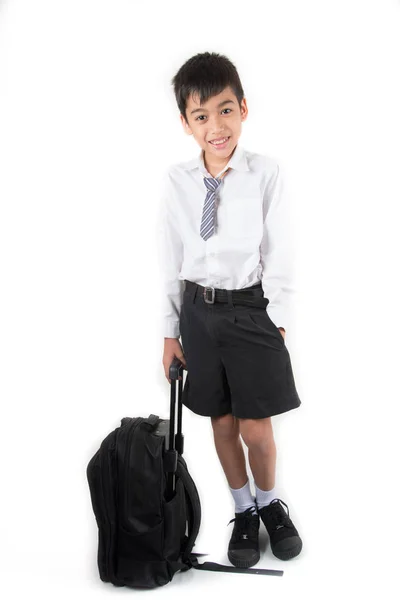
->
[[157, 143, 301, 420]]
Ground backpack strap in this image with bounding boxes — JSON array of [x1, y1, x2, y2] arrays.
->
[[170, 554, 283, 576]]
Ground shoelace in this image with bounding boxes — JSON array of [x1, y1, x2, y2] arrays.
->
[[265, 498, 294, 529], [226, 507, 259, 540]]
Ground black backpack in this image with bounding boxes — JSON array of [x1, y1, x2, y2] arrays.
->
[[86, 357, 283, 588]]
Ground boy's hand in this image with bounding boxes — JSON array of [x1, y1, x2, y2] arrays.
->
[[278, 327, 285, 340], [163, 338, 187, 384]]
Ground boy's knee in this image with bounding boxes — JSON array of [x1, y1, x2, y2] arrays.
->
[[237, 417, 273, 447], [210, 413, 238, 438]]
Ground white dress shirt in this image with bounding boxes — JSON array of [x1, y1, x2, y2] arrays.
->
[[156, 142, 296, 339]]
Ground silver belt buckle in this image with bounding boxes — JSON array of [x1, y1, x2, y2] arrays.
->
[[203, 286, 215, 304]]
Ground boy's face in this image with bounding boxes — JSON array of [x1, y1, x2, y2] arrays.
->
[[181, 86, 248, 163]]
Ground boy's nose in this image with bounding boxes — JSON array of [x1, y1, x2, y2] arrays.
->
[[208, 118, 226, 132]]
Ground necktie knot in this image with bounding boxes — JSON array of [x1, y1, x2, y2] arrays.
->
[[203, 176, 222, 193]]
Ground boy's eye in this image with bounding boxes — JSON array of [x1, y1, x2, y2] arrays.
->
[[196, 108, 232, 121]]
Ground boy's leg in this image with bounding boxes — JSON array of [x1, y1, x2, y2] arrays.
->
[[238, 416, 303, 560], [210, 413, 248, 488], [212, 414, 260, 568], [238, 417, 276, 490]]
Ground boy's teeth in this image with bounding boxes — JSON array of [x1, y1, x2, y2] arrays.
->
[[211, 137, 228, 145]]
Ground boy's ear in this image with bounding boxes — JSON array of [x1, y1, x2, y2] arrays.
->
[[240, 97, 249, 122], [180, 113, 193, 135]]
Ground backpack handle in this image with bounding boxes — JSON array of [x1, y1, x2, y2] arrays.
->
[[142, 414, 160, 428]]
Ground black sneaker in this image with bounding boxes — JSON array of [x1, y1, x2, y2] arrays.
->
[[227, 506, 260, 568], [257, 498, 302, 561]]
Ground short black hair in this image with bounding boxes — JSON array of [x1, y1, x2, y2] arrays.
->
[[171, 51, 245, 125]]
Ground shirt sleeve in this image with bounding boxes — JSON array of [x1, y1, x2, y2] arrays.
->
[[260, 162, 297, 332], [156, 169, 185, 339]]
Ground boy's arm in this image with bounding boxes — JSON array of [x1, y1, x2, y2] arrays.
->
[[260, 162, 296, 334], [156, 169, 184, 339]]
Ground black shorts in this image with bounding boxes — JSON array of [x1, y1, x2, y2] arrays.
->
[[179, 280, 301, 419]]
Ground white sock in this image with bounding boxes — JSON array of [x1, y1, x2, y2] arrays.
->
[[254, 482, 278, 509], [229, 479, 257, 514]]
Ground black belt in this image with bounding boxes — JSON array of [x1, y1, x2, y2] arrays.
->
[[184, 280, 269, 308]]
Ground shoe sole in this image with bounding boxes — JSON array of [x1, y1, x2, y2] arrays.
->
[[227, 549, 260, 568]]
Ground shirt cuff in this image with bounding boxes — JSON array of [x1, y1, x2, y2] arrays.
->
[[164, 320, 181, 339]]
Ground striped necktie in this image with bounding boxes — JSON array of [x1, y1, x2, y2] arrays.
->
[[200, 176, 223, 240]]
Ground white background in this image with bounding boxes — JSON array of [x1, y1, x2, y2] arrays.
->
[[1, 0, 399, 597]]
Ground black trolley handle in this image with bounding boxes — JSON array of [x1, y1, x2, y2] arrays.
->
[[165, 357, 185, 499]]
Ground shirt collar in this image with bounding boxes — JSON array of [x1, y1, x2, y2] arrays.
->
[[182, 142, 249, 178]]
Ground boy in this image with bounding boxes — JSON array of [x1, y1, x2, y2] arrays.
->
[[157, 51, 303, 567]]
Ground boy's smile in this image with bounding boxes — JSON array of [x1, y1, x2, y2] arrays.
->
[[181, 86, 248, 177]]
